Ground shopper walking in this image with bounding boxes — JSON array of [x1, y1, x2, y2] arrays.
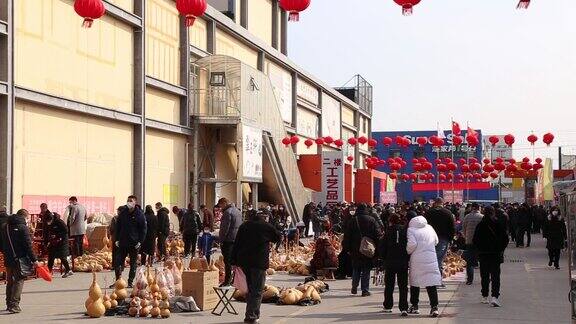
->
[[406, 215, 442, 317], [66, 196, 87, 256], [473, 206, 509, 307], [0, 205, 8, 246], [231, 211, 281, 324], [218, 197, 242, 286], [44, 212, 73, 277], [200, 204, 215, 232], [380, 213, 409, 316], [302, 202, 314, 237], [155, 202, 171, 261], [181, 205, 202, 257], [140, 205, 158, 266], [114, 195, 147, 287], [1, 209, 39, 313], [542, 206, 566, 269], [425, 197, 455, 287], [462, 203, 483, 285], [516, 203, 532, 247], [343, 203, 378, 297]]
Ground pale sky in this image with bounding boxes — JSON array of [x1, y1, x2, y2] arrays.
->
[[288, 0, 576, 166]]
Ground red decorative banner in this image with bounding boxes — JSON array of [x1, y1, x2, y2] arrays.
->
[[412, 182, 491, 192], [22, 195, 115, 215]]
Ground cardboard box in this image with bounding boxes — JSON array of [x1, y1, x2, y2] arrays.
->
[[182, 270, 219, 311]]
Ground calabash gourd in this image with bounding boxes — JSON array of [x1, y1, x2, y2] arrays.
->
[[128, 307, 138, 317], [150, 306, 161, 318], [160, 308, 171, 318], [87, 298, 106, 318], [139, 306, 150, 317], [88, 272, 103, 300]]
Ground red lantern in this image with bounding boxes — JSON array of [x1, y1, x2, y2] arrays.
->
[[489, 135, 500, 146], [323, 136, 334, 144], [483, 164, 495, 173], [423, 162, 433, 171], [281, 137, 291, 147], [390, 162, 401, 171], [395, 157, 404, 164], [401, 174, 410, 182], [416, 137, 427, 147], [453, 136, 463, 146], [481, 172, 490, 179], [483, 158, 491, 165], [348, 137, 358, 146], [461, 164, 470, 173], [368, 138, 378, 148], [279, 0, 311, 22], [447, 162, 458, 172], [358, 136, 368, 145], [533, 163, 544, 170], [437, 164, 447, 172], [410, 173, 418, 181], [290, 135, 300, 145], [504, 134, 515, 147], [395, 136, 405, 146], [490, 172, 499, 179], [347, 156, 354, 163], [506, 164, 518, 172], [466, 134, 479, 147], [393, 0, 421, 16], [446, 173, 454, 180], [521, 162, 533, 171], [439, 173, 447, 182], [304, 139, 314, 148], [389, 173, 398, 180], [418, 157, 427, 164], [517, 0, 530, 9], [522, 157, 530, 163], [527, 134, 538, 146], [176, 0, 207, 27], [535, 157, 543, 164], [402, 137, 411, 148], [509, 158, 516, 164], [458, 158, 467, 165], [436, 138, 445, 146], [495, 157, 504, 164], [413, 163, 422, 172], [315, 138, 324, 146], [444, 158, 452, 164], [412, 158, 419, 164], [543, 133, 554, 146], [494, 163, 506, 172], [334, 139, 344, 147], [74, 0, 106, 28], [382, 137, 393, 146], [434, 158, 442, 165], [474, 173, 482, 180], [470, 163, 481, 172], [429, 136, 439, 146]]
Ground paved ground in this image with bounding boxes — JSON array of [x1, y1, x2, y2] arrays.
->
[[0, 235, 571, 323]]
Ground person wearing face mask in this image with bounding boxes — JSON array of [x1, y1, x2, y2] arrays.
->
[[66, 196, 87, 257], [543, 207, 566, 269], [114, 195, 147, 288], [44, 212, 73, 277]]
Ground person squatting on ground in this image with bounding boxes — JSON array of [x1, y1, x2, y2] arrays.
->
[[542, 206, 566, 269], [231, 211, 281, 324], [407, 215, 442, 317], [114, 195, 147, 288], [473, 206, 509, 307]]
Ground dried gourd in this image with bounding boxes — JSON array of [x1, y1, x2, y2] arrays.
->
[[128, 307, 138, 317], [150, 307, 161, 318], [88, 272, 103, 300], [87, 298, 106, 318], [139, 306, 150, 317], [85, 297, 93, 311], [161, 308, 171, 318]]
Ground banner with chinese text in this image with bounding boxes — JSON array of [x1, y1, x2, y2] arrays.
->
[[321, 150, 345, 206]]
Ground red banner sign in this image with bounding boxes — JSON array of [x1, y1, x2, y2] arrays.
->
[[22, 195, 115, 215]]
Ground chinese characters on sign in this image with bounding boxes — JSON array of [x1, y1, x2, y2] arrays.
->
[[22, 195, 115, 215], [242, 125, 263, 182], [322, 151, 345, 207], [442, 190, 463, 203]]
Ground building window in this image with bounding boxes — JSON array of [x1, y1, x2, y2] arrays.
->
[[210, 72, 226, 86]]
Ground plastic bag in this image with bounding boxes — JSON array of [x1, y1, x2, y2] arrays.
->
[[132, 267, 148, 298], [82, 234, 89, 251], [171, 266, 183, 296], [232, 266, 248, 293], [36, 265, 52, 282], [162, 268, 175, 297]]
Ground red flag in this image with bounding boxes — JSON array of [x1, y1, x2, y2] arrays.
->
[[452, 121, 461, 135], [467, 127, 478, 138]]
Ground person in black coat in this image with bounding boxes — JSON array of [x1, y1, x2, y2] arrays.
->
[[155, 203, 171, 261], [114, 196, 147, 287], [0, 205, 9, 247], [380, 213, 409, 315], [516, 203, 532, 247], [543, 206, 567, 269], [473, 206, 509, 307], [343, 203, 379, 297], [180, 206, 202, 257], [425, 198, 455, 279], [44, 213, 73, 277], [1, 209, 39, 313], [141, 205, 158, 266], [231, 211, 281, 324]]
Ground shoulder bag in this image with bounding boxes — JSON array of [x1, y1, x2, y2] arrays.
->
[[355, 216, 376, 258], [6, 225, 34, 278]]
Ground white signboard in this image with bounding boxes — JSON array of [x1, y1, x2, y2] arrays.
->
[[380, 191, 398, 204], [296, 106, 319, 138], [242, 125, 263, 182], [267, 61, 293, 124], [322, 150, 345, 206], [443, 190, 464, 203], [321, 93, 341, 139], [297, 78, 319, 106]]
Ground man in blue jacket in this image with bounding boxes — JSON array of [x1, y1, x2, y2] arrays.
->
[[114, 195, 147, 288]]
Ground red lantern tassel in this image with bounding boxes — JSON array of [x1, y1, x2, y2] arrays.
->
[[517, 0, 530, 9], [288, 11, 300, 21], [402, 5, 413, 16], [185, 15, 196, 27], [82, 18, 94, 28]]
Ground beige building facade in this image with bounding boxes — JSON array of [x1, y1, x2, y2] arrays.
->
[[0, 0, 372, 221]]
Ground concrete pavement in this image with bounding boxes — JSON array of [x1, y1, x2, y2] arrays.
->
[[0, 235, 570, 323]]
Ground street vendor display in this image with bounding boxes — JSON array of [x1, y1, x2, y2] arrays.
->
[[442, 251, 466, 278]]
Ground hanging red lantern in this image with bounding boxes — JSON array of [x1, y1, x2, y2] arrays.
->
[[395, 157, 404, 164], [402, 137, 411, 148], [466, 134, 479, 147], [470, 162, 481, 172], [390, 162, 401, 171], [393, 0, 421, 16], [458, 158, 467, 165], [413, 163, 422, 172], [434, 158, 442, 165], [495, 157, 504, 164], [521, 162, 533, 171], [488, 135, 500, 146], [74, 0, 106, 28], [527, 134, 538, 146], [279, 0, 311, 22], [429, 135, 439, 146], [334, 139, 344, 147], [304, 139, 314, 148], [522, 157, 530, 163], [416, 137, 427, 147], [473, 173, 482, 180], [358, 136, 368, 145], [347, 156, 354, 163], [423, 162, 433, 171], [439, 173, 447, 182], [368, 138, 378, 148], [395, 136, 405, 146], [410, 173, 418, 181], [461, 164, 470, 173], [348, 137, 358, 146], [456, 174, 464, 181], [401, 174, 410, 182], [535, 157, 543, 164], [282, 137, 291, 147], [389, 173, 398, 180], [418, 157, 427, 164], [506, 164, 518, 172], [412, 158, 419, 164], [437, 164, 447, 172], [444, 158, 452, 164], [315, 138, 324, 146], [382, 137, 393, 146], [446, 173, 454, 180], [481, 172, 490, 179], [176, 0, 207, 27], [490, 172, 499, 179], [323, 136, 334, 144], [290, 135, 300, 145], [453, 136, 463, 146], [447, 162, 458, 172], [517, 0, 530, 9], [483, 164, 495, 173], [533, 163, 544, 170], [436, 138, 445, 146], [509, 158, 516, 164], [494, 163, 506, 172], [504, 134, 515, 147], [543, 133, 555, 146]]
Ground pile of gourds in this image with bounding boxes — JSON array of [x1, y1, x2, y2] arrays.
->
[[442, 251, 467, 278], [167, 238, 184, 256], [267, 237, 342, 277], [233, 280, 327, 306], [74, 250, 113, 272], [128, 267, 171, 318]]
